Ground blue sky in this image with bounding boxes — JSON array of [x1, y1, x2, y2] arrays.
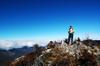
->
[[0, 0, 100, 40]]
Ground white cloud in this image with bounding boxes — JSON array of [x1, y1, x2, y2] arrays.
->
[[74, 32, 100, 40], [0, 40, 49, 50]]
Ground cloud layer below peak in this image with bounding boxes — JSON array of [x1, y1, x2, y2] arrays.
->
[[0, 40, 48, 50]]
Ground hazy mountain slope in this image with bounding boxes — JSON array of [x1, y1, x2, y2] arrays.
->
[[0, 46, 33, 66]]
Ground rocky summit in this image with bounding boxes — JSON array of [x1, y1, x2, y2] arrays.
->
[[9, 41, 100, 66]]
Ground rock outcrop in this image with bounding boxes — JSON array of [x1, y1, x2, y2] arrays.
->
[[32, 41, 100, 66], [9, 41, 100, 66]]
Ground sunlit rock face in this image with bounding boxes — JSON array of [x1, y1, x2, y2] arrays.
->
[[32, 42, 100, 66], [9, 41, 100, 66]]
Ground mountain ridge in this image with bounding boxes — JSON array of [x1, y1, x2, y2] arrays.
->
[[8, 39, 100, 66]]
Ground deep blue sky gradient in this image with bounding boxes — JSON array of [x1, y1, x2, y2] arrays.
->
[[0, 0, 100, 40]]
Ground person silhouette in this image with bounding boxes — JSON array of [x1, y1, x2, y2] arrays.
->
[[68, 26, 74, 45]]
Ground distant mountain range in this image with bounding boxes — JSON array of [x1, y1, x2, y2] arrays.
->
[[0, 46, 33, 66]]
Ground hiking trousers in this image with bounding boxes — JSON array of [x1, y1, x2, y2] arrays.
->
[[68, 33, 73, 44]]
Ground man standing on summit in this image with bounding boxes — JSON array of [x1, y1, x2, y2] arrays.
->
[[68, 26, 74, 45]]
